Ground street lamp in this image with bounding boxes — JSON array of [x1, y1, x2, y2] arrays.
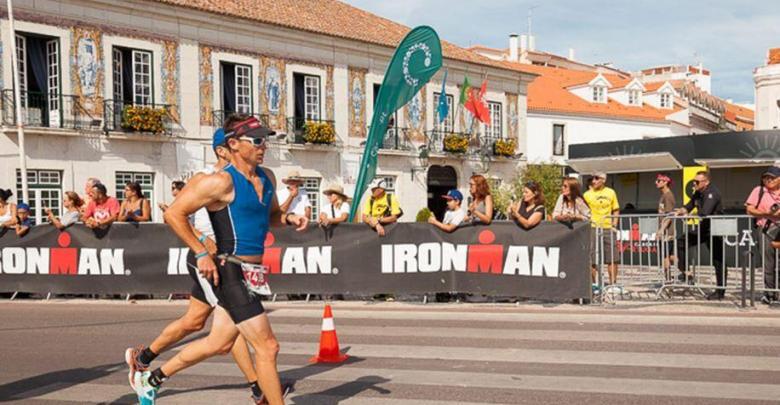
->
[[410, 145, 430, 180]]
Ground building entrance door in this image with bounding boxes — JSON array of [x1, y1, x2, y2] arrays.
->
[[427, 165, 457, 221]]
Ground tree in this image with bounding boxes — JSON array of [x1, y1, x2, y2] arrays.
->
[[492, 164, 565, 219]]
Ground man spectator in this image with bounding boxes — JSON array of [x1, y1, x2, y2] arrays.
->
[[674, 171, 725, 300], [84, 183, 120, 229], [745, 166, 780, 304], [362, 178, 402, 237], [655, 173, 677, 279], [429, 189, 465, 233], [277, 170, 311, 231], [81, 177, 101, 215], [584, 172, 620, 286], [14, 202, 33, 237], [159, 181, 185, 213]]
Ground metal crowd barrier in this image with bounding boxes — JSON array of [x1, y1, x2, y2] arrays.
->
[[593, 214, 779, 306]]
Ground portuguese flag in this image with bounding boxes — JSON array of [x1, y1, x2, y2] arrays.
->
[[459, 76, 472, 105], [464, 79, 490, 124]]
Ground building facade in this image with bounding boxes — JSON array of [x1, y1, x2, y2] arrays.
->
[[0, 0, 536, 224], [755, 48, 780, 130]]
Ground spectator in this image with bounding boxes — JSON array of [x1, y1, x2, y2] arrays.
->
[[118, 181, 151, 223], [745, 166, 780, 304], [428, 189, 466, 233], [159, 181, 185, 213], [82, 177, 100, 209], [553, 177, 590, 223], [15, 202, 33, 237], [584, 172, 620, 286], [0, 189, 16, 229], [84, 183, 120, 229], [318, 184, 350, 227], [508, 180, 546, 230], [674, 171, 725, 300], [362, 178, 402, 237], [655, 173, 677, 280], [466, 174, 493, 224], [277, 170, 312, 231], [46, 191, 84, 230]]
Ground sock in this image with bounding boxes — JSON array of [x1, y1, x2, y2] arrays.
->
[[148, 368, 167, 388], [249, 381, 262, 398], [137, 347, 158, 365]]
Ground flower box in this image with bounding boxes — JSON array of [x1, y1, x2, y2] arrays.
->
[[121, 105, 166, 134], [493, 138, 516, 157], [303, 121, 336, 144], [443, 134, 468, 154]]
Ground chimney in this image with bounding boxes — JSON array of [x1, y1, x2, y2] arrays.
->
[[768, 48, 780, 65], [528, 35, 536, 52], [568, 48, 575, 61], [508, 33, 519, 62], [520, 34, 528, 53]]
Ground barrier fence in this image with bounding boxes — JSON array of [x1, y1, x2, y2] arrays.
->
[[595, 213, 778, 305], [0, 222, 591, 302]]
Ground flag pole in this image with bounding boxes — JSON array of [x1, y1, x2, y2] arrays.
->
[[7, 0, 28, 204]]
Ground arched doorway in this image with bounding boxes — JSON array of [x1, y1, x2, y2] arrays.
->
[[427, 165, 458, 220]]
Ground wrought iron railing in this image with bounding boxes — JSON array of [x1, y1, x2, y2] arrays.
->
[[103, 100, 175, 136], [424, 129, 475, 154], [367, 124, 414, 151], [1, 89, 100, 130], [285, 117, 336, 145], [212, 110, 269, 129]]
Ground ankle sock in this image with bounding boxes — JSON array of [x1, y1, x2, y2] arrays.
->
[[148, 368, 167, 388], [137, 347, 157, 365]]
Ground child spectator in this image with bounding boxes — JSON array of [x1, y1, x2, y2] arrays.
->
[[428, 189, 465, 233]]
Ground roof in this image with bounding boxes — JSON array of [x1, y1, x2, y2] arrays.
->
[[724, 102, 755, 131], [517, 63, 680, 123], [153, 0, 537, 75]]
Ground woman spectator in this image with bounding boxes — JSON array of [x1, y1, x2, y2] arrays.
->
[[46, 192, 84, 230], [118, 181, 151, 223], [508, 181, 546, 230], [0, 189, 17, 229], [318, 184, 350, 227], [466, 174, 493, 224], [553, 177, 591, 223]]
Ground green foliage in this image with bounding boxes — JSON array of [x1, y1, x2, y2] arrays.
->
[[415, 207, 433, 222], [492, 164, 564, 219]]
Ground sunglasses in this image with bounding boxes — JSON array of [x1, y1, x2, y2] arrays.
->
[[655, 179, 666, 183], [692, 180, 700, 185], [238, 136, 267, 148]]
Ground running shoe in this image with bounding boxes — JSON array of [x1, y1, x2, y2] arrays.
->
[[131, 370, 159, 405], [124, 347, 150, 386], [252, 382, 293, 404]]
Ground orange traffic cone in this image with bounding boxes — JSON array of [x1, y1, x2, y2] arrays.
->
[[309, 304, 348, 363]]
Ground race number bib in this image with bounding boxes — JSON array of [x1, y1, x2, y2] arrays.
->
[[241, 262, 272, 296]]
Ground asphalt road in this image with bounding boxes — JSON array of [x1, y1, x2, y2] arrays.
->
[[1, 300, 780, 404]]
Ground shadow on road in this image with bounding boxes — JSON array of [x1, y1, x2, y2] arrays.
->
[[0, 361, 124, 402]]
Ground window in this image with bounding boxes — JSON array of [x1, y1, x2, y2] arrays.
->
[[433, 92, 454, 133], [660, 92, 672, 108], [301, 177, 321, 221], [304, 76, 320, 120], [553, 124, 565, 156], [115, 171, 154, 204], [592, 86, 606, 103], [220, 62, 253, 115], [486, 102, 503, 139], [14, 32, 61, 127], [113, 46, 153, 106], [628, 89, 640, 106], [16, 169, 62, 225], [235, 64, 252, 114]]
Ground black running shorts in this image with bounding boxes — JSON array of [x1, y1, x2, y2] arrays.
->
[[211, 259, 265, 323]]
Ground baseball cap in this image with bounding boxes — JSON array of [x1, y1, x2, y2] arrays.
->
[[592, 171, 607, 180], [442, 189, 463, 202], [17, 202, 30, 211], [762, 166, 780, 178], [212, 128, 226, 150], [656, 173, 672, 184], [369, 179, 388, 191]]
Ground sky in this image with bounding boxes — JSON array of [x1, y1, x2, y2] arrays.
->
[[343, 0, 780, 105]]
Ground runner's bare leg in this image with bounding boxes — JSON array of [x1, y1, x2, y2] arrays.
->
[[149, 297, 211, 354], [231, 334, 258, 383], [237, 314, 283, 405]]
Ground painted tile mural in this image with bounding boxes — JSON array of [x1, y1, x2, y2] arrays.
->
[[348, 68, 366, 138], [506, 93, 518, 139], [259, 56, 287, 131], [326, 65, 334, 121], [70, 27, 104, 118], [199, 46, 213, 126], [161, 40, 180, 123], [405, 86, 426, 140]]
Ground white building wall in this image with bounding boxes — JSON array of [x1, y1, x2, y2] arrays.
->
[[526, 112, 675, 164], [754, 64, 780, 130]]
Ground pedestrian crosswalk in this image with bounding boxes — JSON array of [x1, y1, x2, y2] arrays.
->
[[5, 302, 780, 404]]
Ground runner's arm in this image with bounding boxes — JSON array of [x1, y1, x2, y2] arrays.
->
[[164, 173, 231, 255]]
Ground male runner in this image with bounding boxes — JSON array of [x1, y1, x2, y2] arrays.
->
[[125, 128, 265, 402], [130, 115, 286, 405]]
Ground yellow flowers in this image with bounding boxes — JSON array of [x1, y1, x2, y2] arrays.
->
[[303, 121, 336, 144], [443, 133, 468, 154], [493, 138, 516, 157], [121, 105, 166, 134]]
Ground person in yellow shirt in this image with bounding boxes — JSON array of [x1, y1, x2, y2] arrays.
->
[[362, 179, 402, 237], [583, 172, 620, 286]]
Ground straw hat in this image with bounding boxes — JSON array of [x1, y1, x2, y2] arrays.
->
[[323, 184, 348, 200], [282, 170, 305, 185]]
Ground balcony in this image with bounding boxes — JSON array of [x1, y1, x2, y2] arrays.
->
[[212, 110, 269, 130], [103, 100, 176, 136], [424, 129, 521, 159], [285, 117, 337, 145], [1, 89, 101, 130]]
